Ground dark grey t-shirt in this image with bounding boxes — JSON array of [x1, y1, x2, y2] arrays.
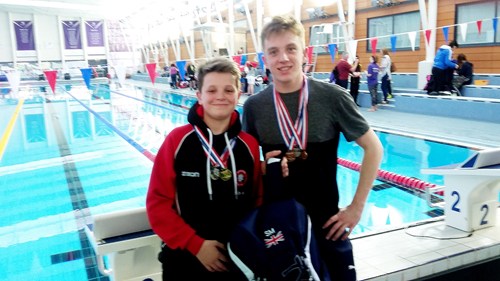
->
[[242, 78, 370, 225]]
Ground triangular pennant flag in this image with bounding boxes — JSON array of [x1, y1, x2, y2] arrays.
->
[[145, 63, 157, 85], [493, 18, 498, 34], [176, 60, 187, 81], [43, 70, 58, 93], [5, 70, 21, 97], [306, 46, 313, 64], [114, 65, 126, 87], [328, 43, 337, 63], [424, 29, 432, 45], [240, 54, 247, 66], [257, 52, 265, 69], [408, 31, 417, 51], [348, 40, 358, 61], [232, 55, 242, 65], [80, 68, 92, 89], [442, 26, 449, 43], [476, 20, 482, 35], [370, 38, 378, 55], [390, 35, 397, 53], [459, 23, 468, 42]]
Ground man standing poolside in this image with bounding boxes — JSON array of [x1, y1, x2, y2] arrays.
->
[[242, 15, 383, 281]]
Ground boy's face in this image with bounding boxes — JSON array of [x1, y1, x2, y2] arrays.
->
[[196, 72, 240, 123], [263, 31, 307, 87]]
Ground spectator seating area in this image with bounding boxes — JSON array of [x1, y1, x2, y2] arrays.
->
[[310, 72, 500, 123]]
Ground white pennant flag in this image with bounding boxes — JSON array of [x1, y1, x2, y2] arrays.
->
[[408, 31, 417, 51], [347, 40, 358, 63], [114, 65, 126, 87], [5, 70, 21, 97], [459, 23, 468, 42]]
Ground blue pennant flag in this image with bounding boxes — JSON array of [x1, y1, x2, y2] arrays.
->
[[80, 68, 92, 89], [176, 60, 186, 81], [390, 35, 397, 53], [257, 52, 265, 69], [493, 18, 498, 34], [328, 43, 337, 63], [240, 54, 247, 66], [442, 26, 449, 43]]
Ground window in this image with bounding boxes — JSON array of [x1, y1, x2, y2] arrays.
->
[[367, 11, 420, 51], [309, 23, 346, 55], [456, 1, 499, 46]]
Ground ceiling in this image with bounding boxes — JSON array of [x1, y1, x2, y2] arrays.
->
[[0, 0, 162, 21]]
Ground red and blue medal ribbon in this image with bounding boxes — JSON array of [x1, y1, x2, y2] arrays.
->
[[193, 125, 236, 168]]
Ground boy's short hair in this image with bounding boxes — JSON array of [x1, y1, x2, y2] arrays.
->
[[196, 57, 241, 91], [261, 15, 305, 50], [449, 40, 459, 48]]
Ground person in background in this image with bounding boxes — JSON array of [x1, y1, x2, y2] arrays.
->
[[147, 57, 263, 281], [379, 48, 392, 103], [455, 53, 474, 91], [169, 63, 179, 89], [242, 15, 383, 281], [429, 40, 459, 95], [186, 62, 197, 90], [335, 51, 359, 89], [244, 62, 257, 96], [366, 55, 380, 112], [349, 55, 362, 106]]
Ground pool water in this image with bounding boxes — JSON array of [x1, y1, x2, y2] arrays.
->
[[0, 83, 477, 280]]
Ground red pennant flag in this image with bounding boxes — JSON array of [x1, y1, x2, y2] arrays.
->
[[306, 46, 313, 64], [43, 70, 58, 93], [424, 29, 432, 45], [145, 63, 157, 85], [477, 20, 482, 34], [232, 55, 242, 65], [370, 38, 378, 55]]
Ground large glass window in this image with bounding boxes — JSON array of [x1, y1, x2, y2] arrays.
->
[[367, 11, 421, 51], [456, 1, 499, 46], [309, 23, 347, 55]]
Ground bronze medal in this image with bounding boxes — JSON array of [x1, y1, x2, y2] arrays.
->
[[300, 150, 308, 160], [220, 168, 232, 181], [285, 150, 296, 162]]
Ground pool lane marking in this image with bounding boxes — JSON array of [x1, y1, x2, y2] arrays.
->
[[62, 88, 156, 162], [0, 98, 25, 161]]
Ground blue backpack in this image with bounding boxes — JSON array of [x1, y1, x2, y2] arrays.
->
[[227, 160, 331, 281]]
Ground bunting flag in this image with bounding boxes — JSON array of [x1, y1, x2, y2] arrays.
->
[[476, 20, 482, 35], [370, 38, 378, 55], [232, 55, 242, 65], [408, 31, 417, 51], [390, 35, 397, 53], [257, 52, 265, 69], [459, 23, 468, 42], [114, 65, 126, 87], [80, 68, 92, 89], [5, 70, 21, 97], [493, 18, 498, 34], [145, 63, 157, 85], [442, 26, 449, 43], [424, 29, 432, 46], [43, 70, 58, 94], [240, 54, 247, 66], [176, 60, 187, 81], [328, 43, 337, 63], [305, 47, 313, 64]]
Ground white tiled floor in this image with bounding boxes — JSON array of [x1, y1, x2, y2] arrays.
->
[[352, 208, 500, 280]]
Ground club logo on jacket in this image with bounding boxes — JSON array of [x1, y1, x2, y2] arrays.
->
[[236, 170, 247, 187], [264, 228, 285, 248], [181, 171, 200, 177]]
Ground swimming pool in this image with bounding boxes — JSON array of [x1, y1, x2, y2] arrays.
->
[[0, 82, 477, 280]]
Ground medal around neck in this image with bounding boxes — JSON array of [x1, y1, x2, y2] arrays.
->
[[219, 168, 232, 181]]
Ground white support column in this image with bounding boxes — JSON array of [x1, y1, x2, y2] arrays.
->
[[294, 0, 302, 22], [81, 17, 89, 64], [228, 0, 236, 55], [337, 0, 353, 60], [347, 0, 356, 40], [243, 1, 258, 54], [256, 0, 263, 51], [417, 0, 438, 89], [57, 16, 67, 71], [33, 14, 42, 68], [8, 12, 18, 67]]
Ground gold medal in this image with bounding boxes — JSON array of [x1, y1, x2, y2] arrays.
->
[[220, 168, 232, 181], [210, 166, 220, 180], [300, 150, 308, 160]]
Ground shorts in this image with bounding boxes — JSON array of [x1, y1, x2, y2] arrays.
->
[[246, 75, 256, 85]]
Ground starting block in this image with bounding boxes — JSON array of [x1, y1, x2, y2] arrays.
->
[[422, 147, 500, 232], [84, 207, 162, 281]]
